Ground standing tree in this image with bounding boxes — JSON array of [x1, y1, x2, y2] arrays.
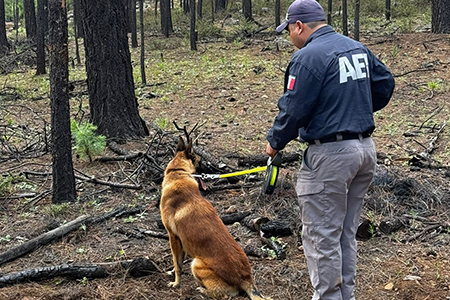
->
[[80, 0, 149, 140], [342, 0, 348, 36], [36, 0, 46, 74], [48, 0, 77, 204], [73, 0, 82, 64], [0, 0, 9, 54], [190, 0, 197, 51], [242, 0, 252, 21], [139, 0, 146, 85], [327, 0, 332, 24], [161, 0, 173, 37], [215, 0, 225, 12], [23, 0, 37, 39], [130, 0, 138, 47], [385, 0, 391, 20], [432, 0, 450, 33], [354, 0, 360, 41], [198, 0, 202, 19], [275, 0, 280, 29]]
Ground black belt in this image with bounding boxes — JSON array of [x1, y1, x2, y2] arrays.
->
[[307, 132, 371, 145]]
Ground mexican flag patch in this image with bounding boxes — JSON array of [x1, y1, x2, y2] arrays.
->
[[287, 75, 296, 90]]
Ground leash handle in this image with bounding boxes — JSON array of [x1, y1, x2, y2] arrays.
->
[[267, 152, 282, 167]]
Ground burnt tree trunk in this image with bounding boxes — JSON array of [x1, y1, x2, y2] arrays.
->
[[342, 0, 348, 36], [139, 0, 146, 85], [48, 0, 77, 204], [130, 0, 138, 48], [0, 0, 9, 54], [190, 0, 197, 51], [242, 0, 252, 21], [80, 0, 149, 140], [327, 0, 332, 24], [215, 0, 225, 12], [385, 0, 391, 20], [36, 0, 46, 74], [198, 0, 203, 19], [432, 0, 450, 33], [73, 0, 81, 63], [275, 0, 280, 28], [354, 0, 360, 41], [161, 0, 173, 37], [23, 0, 37, 39]]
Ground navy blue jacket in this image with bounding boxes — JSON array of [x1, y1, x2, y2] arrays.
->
[[267, 25, 395, 150]]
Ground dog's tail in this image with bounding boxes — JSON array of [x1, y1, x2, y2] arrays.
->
[[242, 281, 272, 300]]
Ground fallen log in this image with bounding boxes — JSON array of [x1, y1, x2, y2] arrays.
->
[[220, 211, 252, 225], [261, 237, 286, 260], [0, 257, 159, 287], [260, 220, 293, 237], [0, 215, 91, 267], [241, 215, 270, 232]]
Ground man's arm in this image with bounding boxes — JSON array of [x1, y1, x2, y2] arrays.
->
[[266, 62, 321, 150], [369, 51, 395, 112]]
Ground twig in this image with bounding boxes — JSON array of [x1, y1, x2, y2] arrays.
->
[[393, 68, 437, 78]]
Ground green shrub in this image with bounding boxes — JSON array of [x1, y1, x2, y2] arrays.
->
[[71, 120, 106, 162]]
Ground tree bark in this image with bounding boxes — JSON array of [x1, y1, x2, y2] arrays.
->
[[242, 0, 252, 21], [342, 0, 348, 36], [80, 0, 149, 140], [130, 0, 138, 48], [139, 0, 146, 85], [432, 0, 450, 33], [354, 0, 360, 41], [161, 0, 173, 37], [36, 0, 46, 74], [190, 0, 197, 51], [198, 0, 203, 19], [327, 0, 332, 24], [0, 0, 9, 54], [23, 0, 37, 39], [0, 215, 90, 267], [385, 0, 391, 20], [275, 0, 280, 28], [48, 0, 77, 204]]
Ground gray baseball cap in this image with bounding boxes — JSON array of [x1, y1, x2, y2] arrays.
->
[[276, 0, 326, 32]]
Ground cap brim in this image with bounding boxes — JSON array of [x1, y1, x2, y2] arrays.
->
[[276, 21, 289, 33]]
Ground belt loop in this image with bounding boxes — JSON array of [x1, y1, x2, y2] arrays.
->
[[314, 139, 321, 145], [336, 133, 343, 141], [358, 133, 363, 141]]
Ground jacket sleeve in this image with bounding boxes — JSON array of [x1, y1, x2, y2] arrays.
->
[[369, 51, 395, 112], [267, 62, 321, 150]]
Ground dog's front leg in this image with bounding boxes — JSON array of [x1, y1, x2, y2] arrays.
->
[[168, 233, 184, 288]]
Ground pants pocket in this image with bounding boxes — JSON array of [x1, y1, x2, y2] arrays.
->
[[296, 181, 326, 225]]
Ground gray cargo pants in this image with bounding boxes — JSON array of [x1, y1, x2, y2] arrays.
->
[[296, 137, 376, 300]]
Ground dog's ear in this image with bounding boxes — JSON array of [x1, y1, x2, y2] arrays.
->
[[176, 136, 186, 152], [184, 138, 194, 157]]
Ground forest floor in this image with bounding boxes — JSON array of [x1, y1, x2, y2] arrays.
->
[[1, 27, 450, 300]]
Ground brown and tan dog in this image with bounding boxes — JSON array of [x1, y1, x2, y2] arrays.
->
[[160, 137, 270, 299]]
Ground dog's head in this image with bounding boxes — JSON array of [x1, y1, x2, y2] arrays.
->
[[165, 137, 201, 175]]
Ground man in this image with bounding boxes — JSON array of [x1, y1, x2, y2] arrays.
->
[[266, 0, 395, 299]]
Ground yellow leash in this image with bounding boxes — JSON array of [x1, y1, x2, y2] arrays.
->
[[192, 166, 267, 180]]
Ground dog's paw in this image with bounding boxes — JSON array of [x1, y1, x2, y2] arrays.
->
[[166, 269, 175, 276], [196, 287, 207, 294], [168, 281, 180, 288]]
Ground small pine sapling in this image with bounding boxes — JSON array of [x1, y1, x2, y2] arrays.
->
[[71, 120, 106, 162]]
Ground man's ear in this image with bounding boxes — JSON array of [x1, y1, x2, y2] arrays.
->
[[176, 136, 186, 152]]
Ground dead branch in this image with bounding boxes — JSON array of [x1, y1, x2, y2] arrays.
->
[[74, 173, 142, 190], [0, 257, 159, 287], [95, 152, 143, 162], [220, 211, 252, 225], [0, 215, 91, 267], [393, 67, 437, 78]]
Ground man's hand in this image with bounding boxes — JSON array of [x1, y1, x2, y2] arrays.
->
[[266, 142, 278, 158]]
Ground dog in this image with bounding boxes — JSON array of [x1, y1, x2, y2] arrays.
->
[[160, 137, 270, 299]]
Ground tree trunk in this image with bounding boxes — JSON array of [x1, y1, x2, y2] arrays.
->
[[0, 0, 9, 54], [354, 0, 360, 41], [73, 0, 81, 63], [242, 0, 252, 21], [80, 0, 149, 140], [342, 0, 348, 36], [36, 0, 46, 74], [215, 0, 225, 12], [432, 0, 450, 33], [48, 0, 77, 204], [275, 0, 280, 28], [190, 0, 197, 51], [139, 0, 146, 85], [327, 0, 332, 24], [130, 0, 138, 48], [385, 0, 391, 20], [211, 0, 214, 23], [23, 0, 37, 39], [161, 0, 173, 37], [198, 0, 202, 19]]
